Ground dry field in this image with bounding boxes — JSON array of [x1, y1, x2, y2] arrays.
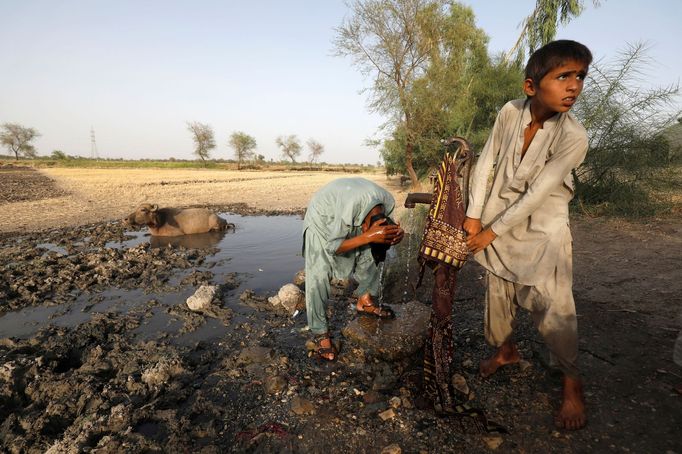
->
[[0, 167, 410, 234]]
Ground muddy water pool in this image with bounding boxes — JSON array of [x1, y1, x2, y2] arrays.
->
[[0, 213, 304, 340]]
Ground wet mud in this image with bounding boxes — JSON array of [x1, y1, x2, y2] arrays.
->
[[1, 204, 681, 452]]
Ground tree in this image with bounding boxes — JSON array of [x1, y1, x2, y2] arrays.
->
[[505, 0, 600, 63], [275, 135, 302, 163], [51, 150, 68, 160], [1, 123, 40, 160], [186, 122, 215, 163], [306, 139, 324, 165], [334, 0, 447, 186], [571, 42, 680, 216], [228, 131, 257, 170], [371, 3, 521, 178]]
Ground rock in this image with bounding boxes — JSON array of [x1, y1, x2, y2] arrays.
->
[[264, 375, 287, 394], [223, 272, 239, 289], [141, 357, 185, 387], [290, 396, 315, 415], [451, 373, 469, 396], [372, 363, 398, 391], [304, 340, 317, 352], [0, 362, 17, 382], [293, 269, 306, 287], [389, 396, 402, 409], [268, 283, 304, 314], [381, 444, 402, 454], [236, 346, 275, 366], [107, 404, 131, 432], [519, 359, 532, 372], [363, 390, 384, 404], [378, 408, 396, 421], [186, 285, 220, 312], [361, 402, 389, 417], [342, 300, 430, 361], [482, 435, 503, 450]]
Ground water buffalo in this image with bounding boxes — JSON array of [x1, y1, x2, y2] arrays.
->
[[125, 204, 234, 236]]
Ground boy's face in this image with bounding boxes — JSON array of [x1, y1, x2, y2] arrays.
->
[[524, 59, 588, 114]]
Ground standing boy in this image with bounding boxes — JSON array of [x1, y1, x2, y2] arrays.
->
[[464, 40, 592, 430]]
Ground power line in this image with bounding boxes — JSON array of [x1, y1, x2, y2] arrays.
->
[[90, 126, 99, 159]]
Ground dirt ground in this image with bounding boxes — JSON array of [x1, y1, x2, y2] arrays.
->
[[0, 165, 680, 453], [0, 166, 406, 234]]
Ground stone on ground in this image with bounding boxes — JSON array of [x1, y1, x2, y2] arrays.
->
[[381, 444, 402, 454], [268, 283, 305, 314], [236, 346, 275, 366], [293, 269, 306, 287], [342, 300, 430, 361], [186, 285, 220, 312], [290, 396, 315, 415]]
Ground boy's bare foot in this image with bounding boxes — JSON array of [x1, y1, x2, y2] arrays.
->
[[479, 341, 521, 378], [555, 376, 586, 430]]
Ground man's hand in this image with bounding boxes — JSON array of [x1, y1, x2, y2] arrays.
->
[[463, 217, 482, 237], [466, 228, 497, 254], [365, 219, 404, 245]]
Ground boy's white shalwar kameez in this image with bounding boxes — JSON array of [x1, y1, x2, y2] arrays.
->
[[466, 99, 589, 377]]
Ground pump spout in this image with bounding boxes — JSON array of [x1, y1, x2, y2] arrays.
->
[[404, 192, 432, 209]]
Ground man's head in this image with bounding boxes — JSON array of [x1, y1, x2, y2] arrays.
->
[[523, 40, 592, 114], [362, 205, 385, 232], [362, 204, 396, 265]]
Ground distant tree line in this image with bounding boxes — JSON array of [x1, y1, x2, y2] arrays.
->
[[0, 121, 326, 170], [186, 122, 325, 169]]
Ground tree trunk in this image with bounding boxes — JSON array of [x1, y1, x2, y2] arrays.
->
[[405, 141, 419, 190]]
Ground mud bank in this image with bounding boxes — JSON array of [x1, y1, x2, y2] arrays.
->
[[1, 208, 681, 452]]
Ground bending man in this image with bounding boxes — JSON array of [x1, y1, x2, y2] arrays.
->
[[303, 178, 404, 361]]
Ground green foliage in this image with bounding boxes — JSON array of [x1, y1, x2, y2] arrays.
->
[[1, 123, 40, 160], [338, 1, 523, 180], [51, 150, 68, 160], [381, 55, 523, 177], [186, 121, 216, 163], [505, 0, 595, 63], [572, 43, 681, 217], [334, 0, 455, 182], [228, 131, 257, 169]]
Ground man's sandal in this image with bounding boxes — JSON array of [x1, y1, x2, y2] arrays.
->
[[309, 335, 337, 362], [357, 302, 395, 319]]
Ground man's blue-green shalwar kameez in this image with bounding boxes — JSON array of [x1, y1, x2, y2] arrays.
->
[[303, 178, 396, 334]]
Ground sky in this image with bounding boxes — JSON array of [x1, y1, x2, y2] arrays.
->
[[1, 0, 680, 164]]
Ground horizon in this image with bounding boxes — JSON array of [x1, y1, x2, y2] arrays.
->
[[1, 0, 680, 164]]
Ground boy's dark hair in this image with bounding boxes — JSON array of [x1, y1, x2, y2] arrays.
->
[[525, 40, 593, 84]]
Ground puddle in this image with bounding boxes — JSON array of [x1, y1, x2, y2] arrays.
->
[[204, 213, 304, 293], [0, 214, 304, 340], [36, 243, 69, 256]]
